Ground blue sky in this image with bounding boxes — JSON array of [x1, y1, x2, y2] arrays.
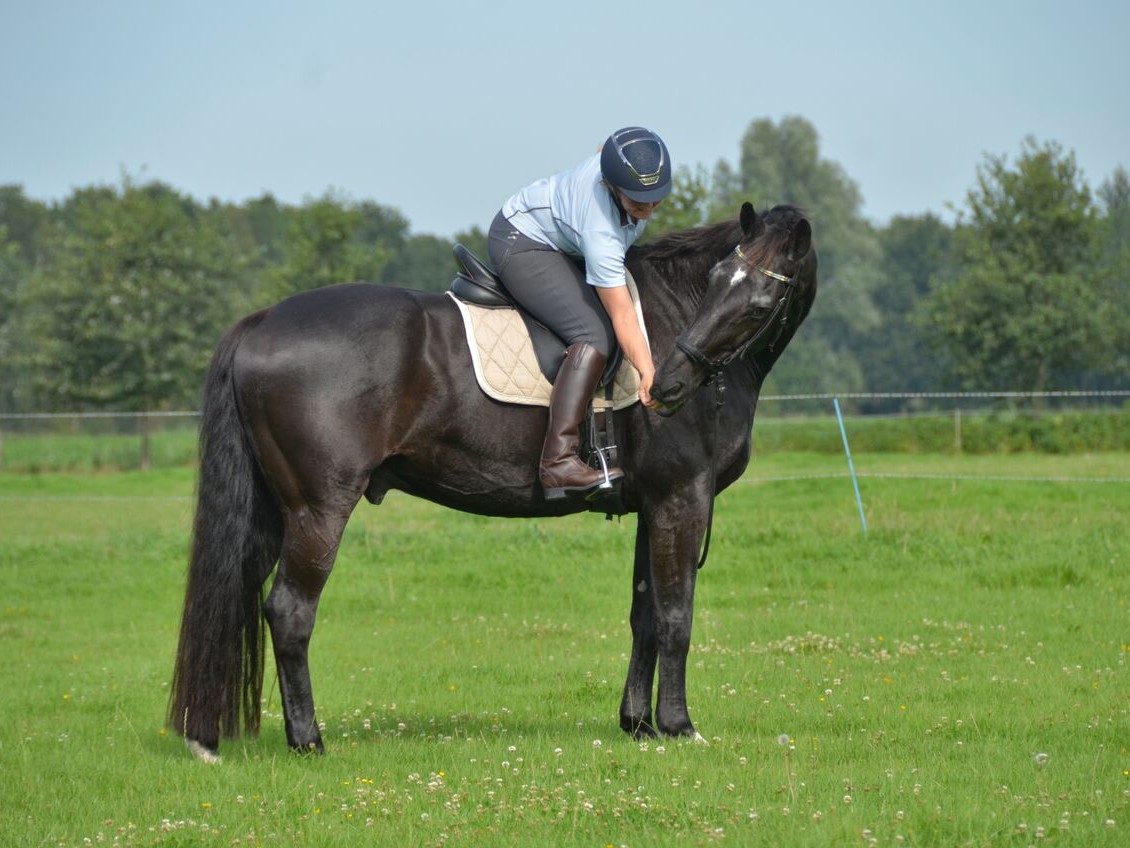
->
[[3, 0, 1127, 237]]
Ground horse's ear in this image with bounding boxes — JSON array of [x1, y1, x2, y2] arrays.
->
[[788, 219, 812, 260], [739, 202, 760, 239]]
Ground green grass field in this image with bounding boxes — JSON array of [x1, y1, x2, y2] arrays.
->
[[1, 452, 1128, 847]]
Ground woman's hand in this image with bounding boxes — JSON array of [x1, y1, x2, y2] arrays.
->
[[596, 284, 659, 410], [637, 364, 658, 409]]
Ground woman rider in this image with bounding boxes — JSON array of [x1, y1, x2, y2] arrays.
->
[[487, 126, 671, 500]]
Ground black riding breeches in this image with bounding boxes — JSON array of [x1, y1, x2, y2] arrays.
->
[[487, 211, 615, 358]]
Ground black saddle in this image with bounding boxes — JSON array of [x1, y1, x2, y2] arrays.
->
[[449, 244, 621, 387]]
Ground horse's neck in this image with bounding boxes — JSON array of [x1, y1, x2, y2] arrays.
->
[[634, 264, 708, 350]]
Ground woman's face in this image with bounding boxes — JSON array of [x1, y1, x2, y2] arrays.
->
[[617, 191, 663, 221]]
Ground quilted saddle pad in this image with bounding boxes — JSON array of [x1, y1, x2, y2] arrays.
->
[[446, 279, 645, 411]]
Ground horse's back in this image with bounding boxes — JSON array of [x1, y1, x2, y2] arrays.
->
[[238, 283, 431, 361]]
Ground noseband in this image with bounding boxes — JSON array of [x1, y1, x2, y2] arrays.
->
[[674, 245, 799, 379]]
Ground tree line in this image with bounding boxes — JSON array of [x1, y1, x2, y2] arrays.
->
[[1, 116, 1127, 416]]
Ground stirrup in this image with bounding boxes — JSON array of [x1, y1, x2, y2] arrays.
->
[[590, 442, 618, 490], [542, 461, 623, 502]]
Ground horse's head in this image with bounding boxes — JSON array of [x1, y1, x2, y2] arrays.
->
[[651, 203, 815, 416]]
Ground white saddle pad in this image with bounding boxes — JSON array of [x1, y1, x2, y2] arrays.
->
[[447, 274, 646, 410]]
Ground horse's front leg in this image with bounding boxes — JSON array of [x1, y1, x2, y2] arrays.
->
[[642, 490, 709, 739], [620, 516, 658, 738]]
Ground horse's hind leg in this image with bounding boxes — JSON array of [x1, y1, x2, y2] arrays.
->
[[263, 505, 351, 753]]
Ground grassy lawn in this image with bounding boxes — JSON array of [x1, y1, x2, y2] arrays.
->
[[1, 453, 1128, 846]]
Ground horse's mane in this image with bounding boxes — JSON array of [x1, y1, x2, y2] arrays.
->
[[630, 218, 742, 264], [627, 205, 807, 299], [627, 219, 740, 302]]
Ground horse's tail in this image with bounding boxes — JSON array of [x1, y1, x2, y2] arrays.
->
[[168, 309, 282, 750]]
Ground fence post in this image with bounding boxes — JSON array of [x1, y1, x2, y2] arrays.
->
[[139, 413, 152, 471], [954, 408, 963, 454]]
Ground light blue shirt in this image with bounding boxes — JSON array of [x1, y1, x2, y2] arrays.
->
[[500, 154, 647, 288]]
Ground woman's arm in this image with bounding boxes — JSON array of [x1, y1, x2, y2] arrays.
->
[[596, 284, 658, 408]]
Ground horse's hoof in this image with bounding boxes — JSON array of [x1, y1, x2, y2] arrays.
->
[[691, 732, 709, 746], [185, 739, 221, 764], [621, 718, 657, 739], [291, 740, 325, 756]]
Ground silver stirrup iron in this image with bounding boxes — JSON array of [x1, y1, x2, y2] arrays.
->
[[592, 443, 617, 492]]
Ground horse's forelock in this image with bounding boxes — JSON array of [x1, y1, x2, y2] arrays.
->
[[744, 204, 808, 267]]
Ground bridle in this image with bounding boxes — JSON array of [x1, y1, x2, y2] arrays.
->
[[674, 244, 799, 380]]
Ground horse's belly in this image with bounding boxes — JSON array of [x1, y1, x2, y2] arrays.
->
[[366, 453, 582, 519]]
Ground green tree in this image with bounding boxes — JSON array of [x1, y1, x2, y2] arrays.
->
[[0, 224, 27, 412], [271, 192, 377, 298], [380, 233, 457, 291], [0, 185, 50, 268], [204, 194, 287, 311], [1097, 166, 1130, 246], [1093, 167, 1130, 382], [265, 193, 436, 300], [919, 138, 1106, 393], [23, 180, 241, 417], [646, 164, 711, 237], [241, 193, 288, 267], [1, 188, 56, 412], [865, 214, 958, 408]]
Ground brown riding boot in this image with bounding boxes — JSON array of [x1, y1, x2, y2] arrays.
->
[[540, 342, 624, 500]]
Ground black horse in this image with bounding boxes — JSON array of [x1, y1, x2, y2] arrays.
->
[[168, 202, 817, 760]]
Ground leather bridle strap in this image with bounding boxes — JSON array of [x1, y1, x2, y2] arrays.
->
[[674, 336, 721, 376], [694, 376, 727, 570]]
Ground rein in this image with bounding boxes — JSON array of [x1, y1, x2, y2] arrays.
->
[[694, 375, 727, 569]]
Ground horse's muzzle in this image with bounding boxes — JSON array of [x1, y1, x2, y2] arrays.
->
[[650, 377, 690, 417]]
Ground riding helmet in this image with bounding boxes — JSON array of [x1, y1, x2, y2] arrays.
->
[[600, 127, 672, 203]]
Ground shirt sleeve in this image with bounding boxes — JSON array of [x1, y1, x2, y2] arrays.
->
[[578, 229, 629, 288]]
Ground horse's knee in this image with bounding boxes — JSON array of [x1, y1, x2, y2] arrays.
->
[[656, 612, 693, 654]]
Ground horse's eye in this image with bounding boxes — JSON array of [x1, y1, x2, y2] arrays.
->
[[747, 303, 771, 320]]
